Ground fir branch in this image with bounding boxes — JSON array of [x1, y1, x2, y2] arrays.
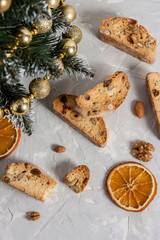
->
[[0, 0, 50, 26], [0, 0, 95, 136], [7, 111, 34, 136], [63, 56, 95, 79], [51, 8, 71, 34]]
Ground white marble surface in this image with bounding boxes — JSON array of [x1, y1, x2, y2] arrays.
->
[[1, 0, 160, 239]]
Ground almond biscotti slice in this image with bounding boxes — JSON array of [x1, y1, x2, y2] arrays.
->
[[1, 162, 57, 202], [146, 72, 160, 137], [99, 17, 157, 64], [75, 71, 130, 117], [52, 94, 108, 147], [64, 165, 90, 193]]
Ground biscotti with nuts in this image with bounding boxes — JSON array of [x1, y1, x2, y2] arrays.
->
[[146, 72, 160, 137], [99, 17, 157, 64], [75, 71, 130, 117], [64, 165, 90, 193], [52, 94, 108, 147], [1, 162, 57, 202]]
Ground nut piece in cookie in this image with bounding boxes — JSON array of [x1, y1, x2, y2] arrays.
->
[[29, 212, 40, 221], [131, 141, 155, 162], [64, 165, 90, 193]]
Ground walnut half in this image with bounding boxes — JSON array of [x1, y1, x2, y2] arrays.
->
[[131, 141, 155, 162], [29, 212, 40, 221]]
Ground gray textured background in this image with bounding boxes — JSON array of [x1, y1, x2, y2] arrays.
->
[[0, 0, 160, 239]]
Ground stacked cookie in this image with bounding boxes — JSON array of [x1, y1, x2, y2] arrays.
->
[[53, 71, 130, 147]]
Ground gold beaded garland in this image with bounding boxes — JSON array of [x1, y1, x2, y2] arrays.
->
[[15, 26, 33, 49], [10, 96, 31, 116], [62, 38, 77, 57], [0, 0, 12, 14], [46, 0, 60, 9], [32, 16, 53, 34], [60, 5, 76, 22], [29, 77, 51, 99], [53, 58, 64, 72], [63, 25, 82, 44]]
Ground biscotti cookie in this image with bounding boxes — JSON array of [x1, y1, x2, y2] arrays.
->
[[52, 94, 108, 147], [146, 72, 160, 137], [99, 17, 157, 64], [75, 71, 130, 117], [1, 162, 57, 202], [64, 165, 90, 193]]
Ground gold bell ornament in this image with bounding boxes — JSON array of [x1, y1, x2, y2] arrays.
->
[[60, 4, 76, 23], [10, 95, 31, 116], [29, 74, 51, 99], [46, 0, 60, 9], [62, 38, 77, 57], [62, 25, 82, 44], [0, 0, 12, 14], [15, 26, 33, 49]]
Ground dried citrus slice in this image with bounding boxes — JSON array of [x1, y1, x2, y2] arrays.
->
[[0, 118, 21, 159], [106, 162, 157, 212]]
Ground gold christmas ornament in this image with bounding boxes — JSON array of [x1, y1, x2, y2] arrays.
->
[[62, 25, 82, 44], [60, 5, 76, 22], [15, 26, 33, 49], [0, 108, 4, 119], [46, 0, 60, 9], [10, 96, 31, 116], [0, 0, 12, 14], [32, 16, 53, 34], [62, 38, 77, 57], [29, 76, 51, 99]]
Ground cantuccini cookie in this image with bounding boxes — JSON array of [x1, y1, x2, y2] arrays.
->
[[1, 162, 57, 202], [53, 94, 108, 147], [146, 72, 160, 137], [99, 17, 156, 64], [75, 71, 130, 117], [64, 165, 90, 193]]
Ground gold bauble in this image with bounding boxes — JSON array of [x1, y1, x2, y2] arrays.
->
[[60, 5, 76, 22], [15, 26, 33, 49], [0, 108, 4, 119], [32, 16, 53, 34], [62, 38, 77, 57], [46, 0, 60, 9], [0, 0, 12, 14], [29, 78, 51, 99], [10, 96, 31, 116], [63, 25, 82, 44]]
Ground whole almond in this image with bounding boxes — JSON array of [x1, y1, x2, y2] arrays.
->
[[134, 101, 145, 119], [54, 146, 66, 153]]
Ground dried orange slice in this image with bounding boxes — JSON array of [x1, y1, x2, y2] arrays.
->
[[106, 162, 157, 212], [0, 118, 21, 159]]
